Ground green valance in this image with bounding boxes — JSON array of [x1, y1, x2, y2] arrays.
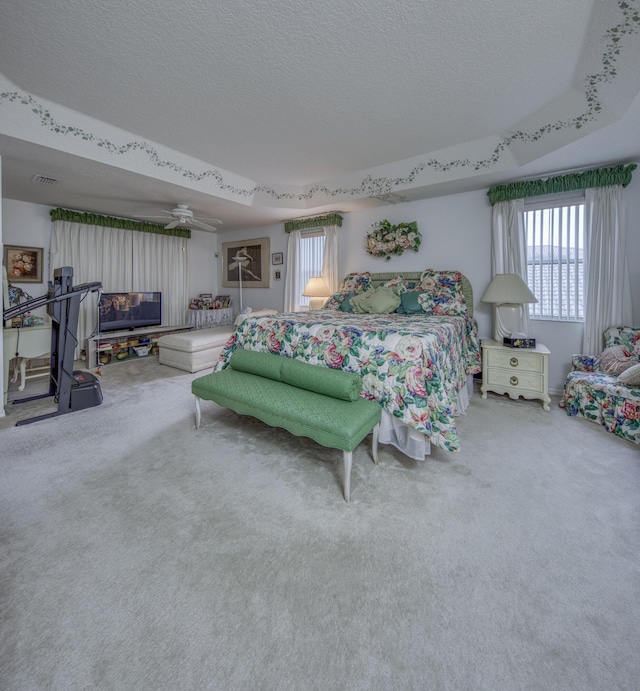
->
[[49, 208, 191, 238], [284, 213, 343, 233], [487, 163, 637, 206]]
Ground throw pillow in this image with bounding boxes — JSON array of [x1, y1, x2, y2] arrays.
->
[[418, 268, 464, 292], [417, 291, 468, 316], [616, 363, 640, 387], [324, 292, 350, 310], [365, 287, 401, 314], [417, 269, 468, 315], [383, 275, 410, 295], [338, 293, 356, 312], [598, 345, 637, 377], [349, 289, 374, 314], [339, 272, 371, 294], [349, 287, 401, 314], [397, 291, 426, 314]]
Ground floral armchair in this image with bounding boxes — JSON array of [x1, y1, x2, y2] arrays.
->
[[560, 326, 640, 445]]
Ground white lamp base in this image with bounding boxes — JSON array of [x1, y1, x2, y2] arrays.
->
[[308, 297, 328, 310], [494, 303, 523, 341]]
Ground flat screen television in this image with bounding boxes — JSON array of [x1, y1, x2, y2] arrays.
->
[[99, 292, 162, 333]]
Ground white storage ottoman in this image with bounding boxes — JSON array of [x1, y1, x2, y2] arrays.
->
[[157, 327, 235, 373]]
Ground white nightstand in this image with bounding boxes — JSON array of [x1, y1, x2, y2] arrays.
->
[[481, 339, 551, 411]]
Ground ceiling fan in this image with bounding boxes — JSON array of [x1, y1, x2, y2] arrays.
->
[[134, 204, 222, 232]]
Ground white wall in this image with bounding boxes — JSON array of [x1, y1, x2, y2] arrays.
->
[[219, 176, 640, 395], [3, 172, 639, 397], [211, 225, 289, 313]]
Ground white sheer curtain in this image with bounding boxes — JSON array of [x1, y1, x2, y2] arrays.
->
[[132, 232, 189, 326], [583, 185, 633, 354], [283, 229, 303, 312], [321, 223, 339, 295], [51, 220, 190, 358], [283, 223, 340, 312], [51, 220, 132, 358], [491, 199, 531, 335]]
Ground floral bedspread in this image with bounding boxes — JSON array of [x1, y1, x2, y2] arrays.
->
[[214, 311, 481, 452]]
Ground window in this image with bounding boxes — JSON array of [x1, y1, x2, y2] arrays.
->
[[525, 197, 585, 321], [297, 230, 325, 308]]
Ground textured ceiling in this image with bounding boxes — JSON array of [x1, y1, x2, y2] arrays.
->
[[1, 0, 640, 231]]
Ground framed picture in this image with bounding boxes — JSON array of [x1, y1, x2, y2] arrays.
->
[[3, 245, 44, 283], [222, 237, 270, 288], [199, 293, 213, 299], [272, 252, 283, 265], [212, 295, 231, 308], [274, 270, 281, 280]]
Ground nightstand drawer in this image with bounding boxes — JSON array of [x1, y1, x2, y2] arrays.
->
[[485, 368, 545, 394], [486, 349, 544, 373]]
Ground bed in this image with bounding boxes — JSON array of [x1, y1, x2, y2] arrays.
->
[[214, 270, 481, 458]]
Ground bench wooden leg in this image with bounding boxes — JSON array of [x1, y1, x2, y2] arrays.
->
[[371, 423, 379, 464], [342, 450, 352, 502], [194, 396, 202, 429]]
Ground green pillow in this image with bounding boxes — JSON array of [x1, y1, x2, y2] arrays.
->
[[349, 290, 373, 314], [230, 349, 283, 381], [397, 291, 426, 314], [365, 287, 401, 314], [281, 358, 362, 401], [338, 292, 355, 312], [350, 287, 400, 314]]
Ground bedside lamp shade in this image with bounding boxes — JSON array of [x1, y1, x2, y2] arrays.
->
[[481, 273, 537, 342], [303, 277, 331, 310]]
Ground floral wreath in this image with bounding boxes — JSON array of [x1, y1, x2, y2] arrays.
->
[[366, 220, 421, 261]]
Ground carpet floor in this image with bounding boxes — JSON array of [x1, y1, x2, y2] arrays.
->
[[1, 357, 639, 690]]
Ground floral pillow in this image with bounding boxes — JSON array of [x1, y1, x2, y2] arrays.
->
[[417, 269, 467, 316], [417, 292, 468, 316], [383, 275, 411, 295], [323, 292, 350, 310], [339, 272, 371, 294]]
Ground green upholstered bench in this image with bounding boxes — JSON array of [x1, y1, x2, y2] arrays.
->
[[191, 350, 382, 501]]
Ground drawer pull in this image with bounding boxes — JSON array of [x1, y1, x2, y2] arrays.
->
[[510, 357, 519, 367], [510, 376, 519, 386]]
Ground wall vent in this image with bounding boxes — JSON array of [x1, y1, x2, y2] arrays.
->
[[31, 174, 58, 185]]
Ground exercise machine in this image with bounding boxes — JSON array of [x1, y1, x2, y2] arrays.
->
[[3, 266, 103, 425]]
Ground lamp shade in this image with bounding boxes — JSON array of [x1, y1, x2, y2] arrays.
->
[[481, 273, 538, 304], [302, 277, 331, 297]]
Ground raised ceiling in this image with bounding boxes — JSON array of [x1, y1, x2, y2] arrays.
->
[[1, 0, 640, 231]]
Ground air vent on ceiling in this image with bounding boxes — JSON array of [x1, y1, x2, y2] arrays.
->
[[31, 174, 58, 185]]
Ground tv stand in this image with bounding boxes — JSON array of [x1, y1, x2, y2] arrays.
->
[[87, 324, 191, 367]]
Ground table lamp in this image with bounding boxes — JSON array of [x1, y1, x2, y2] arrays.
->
[[303, 277, 331, 310], [481, 273, 538, 341]]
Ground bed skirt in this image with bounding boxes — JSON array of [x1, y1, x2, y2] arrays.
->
[[378, 375, 473, 460]]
